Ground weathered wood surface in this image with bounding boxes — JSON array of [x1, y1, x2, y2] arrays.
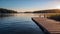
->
[[32, 17, 60, 34]]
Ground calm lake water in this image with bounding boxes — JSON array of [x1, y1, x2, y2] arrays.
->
[[0, 13, 45, 34]]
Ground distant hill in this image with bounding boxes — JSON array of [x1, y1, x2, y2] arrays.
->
[[33, 9, 60, 13], [23, 11, 33, 13], [0, 8, 17, 13]]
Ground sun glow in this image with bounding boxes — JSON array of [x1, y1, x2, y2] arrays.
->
[[56, 5, 60, 9]]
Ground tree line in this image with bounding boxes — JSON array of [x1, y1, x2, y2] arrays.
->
[[0, 8, 17, 13]]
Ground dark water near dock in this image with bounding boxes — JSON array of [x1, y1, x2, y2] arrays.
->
[[0, 13, 44, 34]]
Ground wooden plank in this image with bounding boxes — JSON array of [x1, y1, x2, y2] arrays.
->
[[32, 17, 60, 34]]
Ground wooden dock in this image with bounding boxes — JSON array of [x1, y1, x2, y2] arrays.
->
[[32, 17, 60, 34]]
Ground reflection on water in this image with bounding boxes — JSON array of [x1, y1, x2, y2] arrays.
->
[[0, 13, 44, 34], [0, 13, 14, 18]]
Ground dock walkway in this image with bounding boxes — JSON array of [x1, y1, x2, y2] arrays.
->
[[32, 17, 60, 34]]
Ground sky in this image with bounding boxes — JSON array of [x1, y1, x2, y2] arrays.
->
[[0, 0, 60, 12]]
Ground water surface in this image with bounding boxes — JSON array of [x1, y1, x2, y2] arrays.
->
[[0, 13, 44, 34]]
